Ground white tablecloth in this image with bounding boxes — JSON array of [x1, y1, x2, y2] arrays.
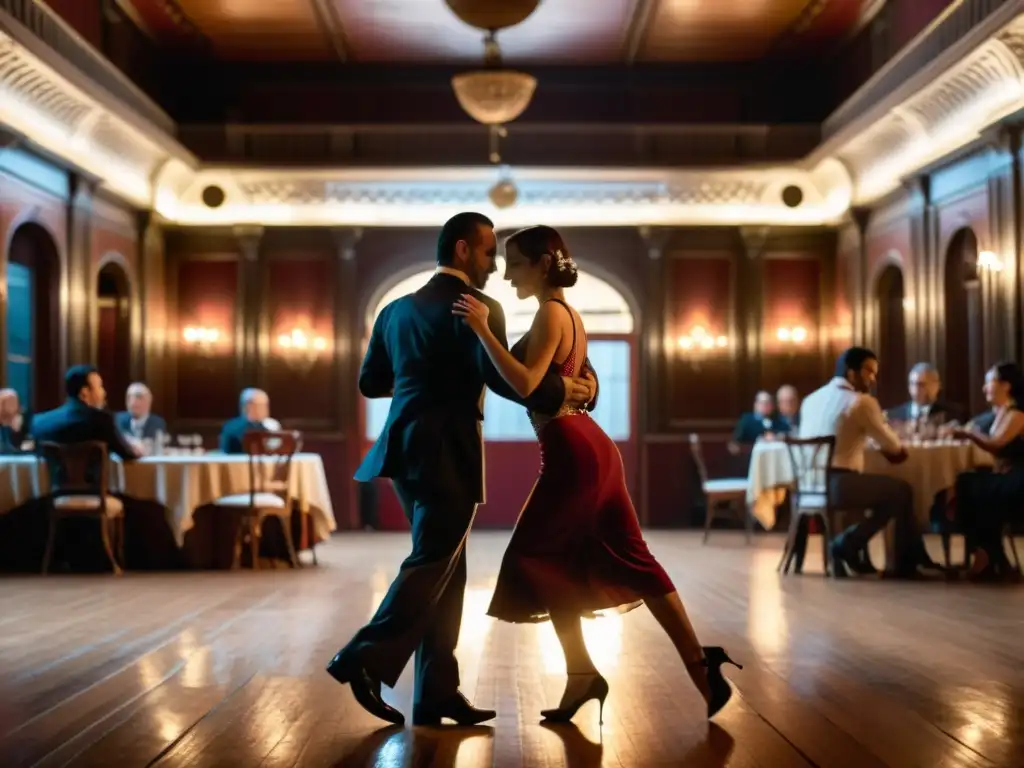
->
[[746, 440, 992, 530], [0, 453, 336, 546]]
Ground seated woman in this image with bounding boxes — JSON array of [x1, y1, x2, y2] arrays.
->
[[952, 362, 1024, 580]]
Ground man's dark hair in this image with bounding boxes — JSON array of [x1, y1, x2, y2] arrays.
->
[[835, 347, 878, 378], [65, 364, 98, 399], [436, 212, 494, 266]]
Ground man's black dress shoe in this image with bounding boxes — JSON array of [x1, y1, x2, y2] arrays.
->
[[412, 691, 496, 726], [326, 652, 405, 725]]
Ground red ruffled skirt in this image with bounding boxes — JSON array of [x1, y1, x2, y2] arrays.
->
[[487, 413, 675, 623]]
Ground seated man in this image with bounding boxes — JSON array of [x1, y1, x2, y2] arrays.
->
[[219, 388, 275, 454], [886, 362, 963, 427], [115, 382, 167, 441], [776, 385, 800, 433], [33, 365, 142, 473], [0, 388, 32, 452], [729, 390, 787, 455], [799, 347, 918, 578]]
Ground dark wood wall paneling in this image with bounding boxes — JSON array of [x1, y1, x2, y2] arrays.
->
[[852, 127, 1024, 421], [158, 224, 838, 530]]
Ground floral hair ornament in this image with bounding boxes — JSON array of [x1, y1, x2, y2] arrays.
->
[[553, 248, 577, 272]]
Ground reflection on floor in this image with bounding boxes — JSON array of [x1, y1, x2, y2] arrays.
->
[[0, 531, 1021, 767]]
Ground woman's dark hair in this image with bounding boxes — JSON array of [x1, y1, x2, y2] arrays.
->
[[991, 361, 1024, 403], [504, 225, 578, 288]]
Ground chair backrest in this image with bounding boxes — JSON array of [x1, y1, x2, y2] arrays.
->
[[782, 435, 835, 500], [242, 430, 302, 498], [689, 433, 709, 484], [37, 441, 110, 498]]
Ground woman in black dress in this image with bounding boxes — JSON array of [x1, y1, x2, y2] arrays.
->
[[952, 362, 1024, 579]]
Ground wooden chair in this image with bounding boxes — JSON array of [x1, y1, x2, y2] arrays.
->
[[216, 430, 302, 569], [778, 435, 843, 576], [689, 434, 751, 543], [37, 441, 124, 575]]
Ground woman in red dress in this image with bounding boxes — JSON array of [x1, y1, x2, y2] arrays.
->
[[453, 225, 740, 723]]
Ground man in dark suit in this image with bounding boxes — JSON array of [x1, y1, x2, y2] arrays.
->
[[115, 382, 167, 441], [885, 362, 963, 426], [0, 388, 32, 453], [728, 391, 787, 456], [218, 388, 272, 454], [32, 365, 141, 473], [327, 212, 597, 727], [776, 385, 800, 433]]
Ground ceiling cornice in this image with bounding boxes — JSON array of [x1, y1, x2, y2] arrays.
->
[[5, 0, 1024, 225]]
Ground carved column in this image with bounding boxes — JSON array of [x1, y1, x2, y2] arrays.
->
[[333, 226, 362, 530], [66, 174, 96, 368], [638, 226, 671, 434], [738, 226, 770, 389], [234, 226, 263, 388], [849, 207, 871, 346], [137, 212, 165, 401], [981, 124, 1020, 365]]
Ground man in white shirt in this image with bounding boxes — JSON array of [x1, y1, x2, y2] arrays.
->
[[799, 347, 917, 577]]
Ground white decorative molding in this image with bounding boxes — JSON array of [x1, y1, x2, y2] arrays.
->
[[7, 6, 1024, 225], [0, 27, 196, 207], [818, 11, 1024, 205], [154, 166, 849, 228]]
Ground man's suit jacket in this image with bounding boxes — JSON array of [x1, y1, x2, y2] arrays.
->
[[732, 412, 788, 444], [355, 272, 594, 503], [32, 399, 138, 484], [115, 411, 167, 440], [0, 411, 31, 453], [970, 409, 997, 434], [885, 400, 964, 425], [219, 416, 266, 454]]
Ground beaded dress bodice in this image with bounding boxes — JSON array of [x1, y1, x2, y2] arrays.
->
[[512, 298, 587, 437]]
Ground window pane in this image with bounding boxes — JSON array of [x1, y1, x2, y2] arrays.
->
[[363, 339, 631, 442], [6, 262, 32, 409]]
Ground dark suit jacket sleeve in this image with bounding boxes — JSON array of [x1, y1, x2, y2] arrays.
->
[[885, 403, 909, 421], [101, 411, 137, 460], [359, 303, 394, 398], [218, 425, 237, 454], [477, 297, 565, 413], [152, 414, 168, 434], [732, 414, 749, 443]]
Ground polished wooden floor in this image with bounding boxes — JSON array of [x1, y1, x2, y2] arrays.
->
[[0, 532, 1021, 767]]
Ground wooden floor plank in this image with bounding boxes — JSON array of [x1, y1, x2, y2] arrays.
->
[[0, 531, 1019, 767]]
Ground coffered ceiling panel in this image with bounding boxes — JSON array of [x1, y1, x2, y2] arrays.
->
[[178, 0, 332, 58], [332, 0, 634, 62], [120, 0, 878, 63], [643, 0, 828, 61]]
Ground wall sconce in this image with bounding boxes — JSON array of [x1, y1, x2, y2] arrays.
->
[[277, 327, 329, 372], [775, 326, 808, 345], [676, 326, 729, 369], [181, 326, 222, 355], [977, 250, 1004, 272], [902, 297, 915, 311]]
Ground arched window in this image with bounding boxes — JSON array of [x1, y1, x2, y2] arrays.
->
[[6, 222, 61, 411], [365, 259, 635, 441]]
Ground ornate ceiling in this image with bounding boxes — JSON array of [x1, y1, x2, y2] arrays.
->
[[117, 0, 879, 63]]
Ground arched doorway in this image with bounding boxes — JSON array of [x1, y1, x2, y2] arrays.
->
[[5, 222, 61, 412], [363, 260, 637, 530], [874, 264, 907, 409], [95, 258, 132, 408], [943, 228, 982, 416]]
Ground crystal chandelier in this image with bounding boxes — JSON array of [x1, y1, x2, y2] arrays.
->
[[451, 33, 536, 126]]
